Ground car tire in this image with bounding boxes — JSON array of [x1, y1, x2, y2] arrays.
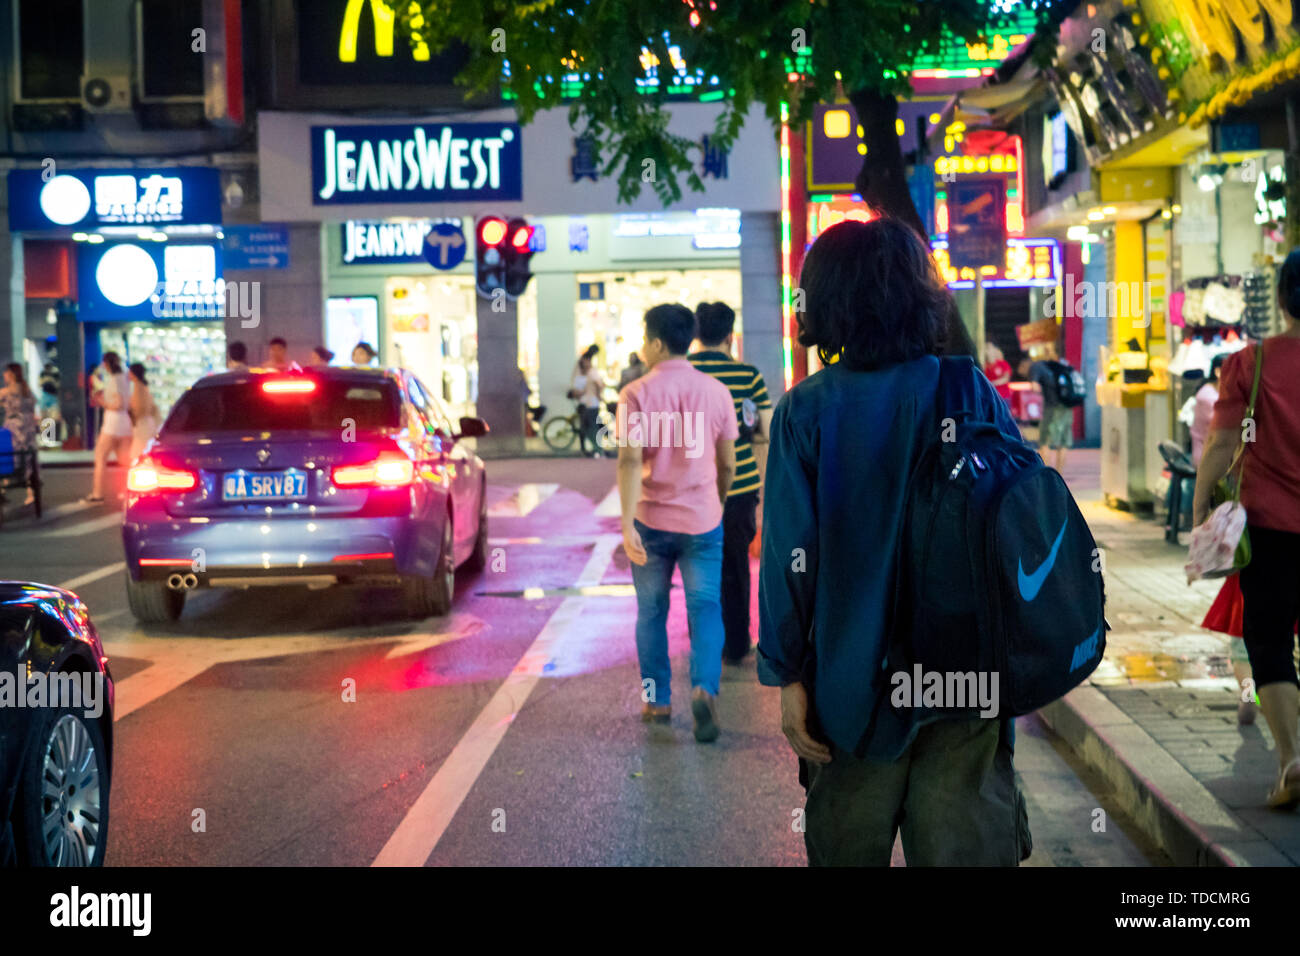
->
[[12, 705, 110, 866], [405, 512, 455, 619], [462, 479, 489, 574], [125, 574, 185, 623]]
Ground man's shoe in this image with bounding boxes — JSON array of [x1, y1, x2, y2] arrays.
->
[[641, 703, 671, 724], [691, 687, 720, 743]]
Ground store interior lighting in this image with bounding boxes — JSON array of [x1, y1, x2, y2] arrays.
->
[[1196, 163, 1227, 191]]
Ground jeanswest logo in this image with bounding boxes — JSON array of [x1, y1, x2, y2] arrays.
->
[[1069, 627, 1101, 672], [313, 123, 523, 204]]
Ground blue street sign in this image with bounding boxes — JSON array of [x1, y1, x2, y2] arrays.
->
[[422, 221, 467, 270], [223, 224, 291, 270]]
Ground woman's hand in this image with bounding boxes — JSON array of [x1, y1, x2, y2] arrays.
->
[[780, 681, 831, 764]]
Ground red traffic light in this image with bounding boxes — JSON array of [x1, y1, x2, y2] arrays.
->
[[510, 225, 534, 251], [478, 217, 508, 247]]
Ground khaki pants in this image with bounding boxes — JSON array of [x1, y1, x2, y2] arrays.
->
[[803, 717, 1030, 866]]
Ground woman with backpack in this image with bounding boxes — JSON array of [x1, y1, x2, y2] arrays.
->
[[1193, 250, 1300, 810], [758, 218, 1037, 865]]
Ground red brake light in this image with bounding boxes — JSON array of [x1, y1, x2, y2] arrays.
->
[[128, 461, 198, 493], [331, 451, 415, 488], [262, 379, 316, 394]]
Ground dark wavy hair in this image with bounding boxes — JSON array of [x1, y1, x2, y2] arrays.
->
[[1280, 248, 1300, 318], [797, 218, 954, 371]]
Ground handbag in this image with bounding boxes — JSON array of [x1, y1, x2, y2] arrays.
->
[[1188, 344, 1263, 581]]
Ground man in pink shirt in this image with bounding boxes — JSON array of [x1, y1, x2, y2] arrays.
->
[[617, 304, 738, 742]]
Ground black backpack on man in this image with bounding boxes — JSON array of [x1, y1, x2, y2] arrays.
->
[[879, 357, 1107, 720]]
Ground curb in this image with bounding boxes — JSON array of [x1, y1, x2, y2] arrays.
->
[[1039, 686, 1291, 867]]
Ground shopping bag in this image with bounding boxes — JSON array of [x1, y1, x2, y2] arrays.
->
[[1201, 572, 1245, 638], [1186, 500, 1248, 583]]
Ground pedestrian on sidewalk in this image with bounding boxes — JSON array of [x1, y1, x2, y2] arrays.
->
[[618, 352, 645, 392], [85, 352, 132, 504], [1, 362, 38, 506], [1194, 250, 1300, 810], [127, 363, 160, 464], [569, 352, 605, 457], [227, 341, 250, 371], [1029, 342, 1074, 472], [617, 304, 738, 742], [759, 218, 1031, 865], [689, 301, 773, 663]]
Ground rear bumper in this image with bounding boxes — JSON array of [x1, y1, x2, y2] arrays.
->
[[123, 513, 439, 584]]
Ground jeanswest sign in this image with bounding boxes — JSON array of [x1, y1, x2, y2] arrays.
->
[[311, 122, 523, 205], [341, 218, 463, 264]]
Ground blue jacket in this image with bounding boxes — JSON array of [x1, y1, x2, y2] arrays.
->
[[757, 355, 1022, 758]]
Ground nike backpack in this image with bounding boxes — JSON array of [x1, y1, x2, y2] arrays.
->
[[1049, 360, 1088, 408], [889, 357, 1107, 717]]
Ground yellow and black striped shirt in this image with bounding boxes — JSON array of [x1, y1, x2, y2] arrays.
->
[[688, 350, 773, 497]]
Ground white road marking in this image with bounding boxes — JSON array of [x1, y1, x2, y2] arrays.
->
[[57, 561, 127, 592], [383, 614, 484, 659], [594, 484, 620, 517], [372, 533, 620, 867], [106, 613, 489, 721], [46, 511, 123, 537], [487, 483, 559, 518]]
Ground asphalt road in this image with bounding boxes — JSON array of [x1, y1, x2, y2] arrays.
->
[[1, 458, 1167, 866]]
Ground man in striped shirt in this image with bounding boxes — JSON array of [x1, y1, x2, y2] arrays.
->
[[690, 302, 774, 664]]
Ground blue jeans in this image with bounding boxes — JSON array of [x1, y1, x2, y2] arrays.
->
[[629, 519, 725, 707]]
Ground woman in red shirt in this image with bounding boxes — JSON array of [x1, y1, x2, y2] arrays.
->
[[983, 343, 1013, 403], [1194, 250, 1300, 810]]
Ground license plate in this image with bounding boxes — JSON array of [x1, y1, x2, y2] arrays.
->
[[222, 469, 308, 502]]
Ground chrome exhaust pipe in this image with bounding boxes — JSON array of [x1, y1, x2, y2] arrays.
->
[[182, 573, 199, 590], [167, 574, 185, 590]]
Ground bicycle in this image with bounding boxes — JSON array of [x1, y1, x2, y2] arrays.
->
[[542, 401, 617, 456]]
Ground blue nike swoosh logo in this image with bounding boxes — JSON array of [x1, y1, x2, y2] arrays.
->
[[1018, 520, 1068, 602]]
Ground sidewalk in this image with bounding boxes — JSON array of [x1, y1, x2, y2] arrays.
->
[[1049, 449, 1299, 866]]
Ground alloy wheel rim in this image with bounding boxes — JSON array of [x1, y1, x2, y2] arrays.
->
[[40, 713, 101, 866], [442, 520, 455, 598]]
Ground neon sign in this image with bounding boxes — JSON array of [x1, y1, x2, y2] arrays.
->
[[311, 123, 523, 204], [338, 0, 428, 62], [931, 237, 1061, 289], [8, 167, 222, 232]]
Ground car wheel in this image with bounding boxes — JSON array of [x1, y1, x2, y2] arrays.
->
[[125, 573, 185, 623], [405, 512, 455, 618], [463, 478, 489, 573], [13, 706, 110, 866]]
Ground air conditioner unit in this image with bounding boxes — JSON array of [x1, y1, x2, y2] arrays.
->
[[81, 75, 132, 112]]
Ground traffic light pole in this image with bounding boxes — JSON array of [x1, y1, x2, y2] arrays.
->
[[474, 292, 525, 456]]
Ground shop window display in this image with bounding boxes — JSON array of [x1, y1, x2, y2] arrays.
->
[[384, 275, 538, 421], [97, 323, 226, 420], [574, 269, 743, 387]]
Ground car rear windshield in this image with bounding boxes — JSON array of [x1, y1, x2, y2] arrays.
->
[[163, 379, 403, 433]]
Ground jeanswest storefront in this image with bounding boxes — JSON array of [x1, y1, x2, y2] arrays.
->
[[257, 104, 783, 451]]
